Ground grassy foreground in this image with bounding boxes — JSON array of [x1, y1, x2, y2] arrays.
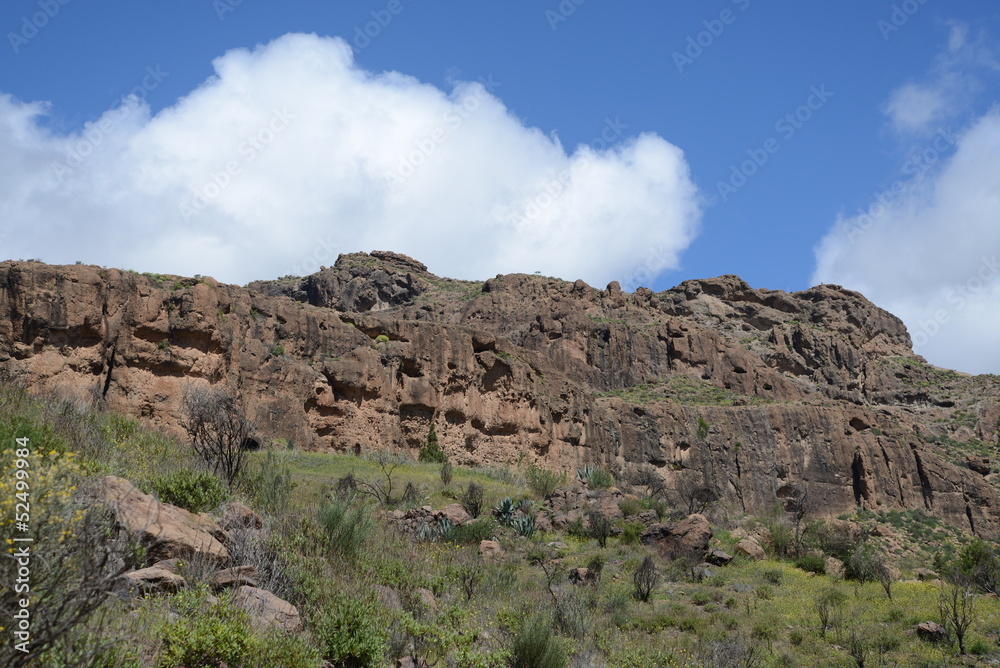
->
[[2, 380, 1000, 667]]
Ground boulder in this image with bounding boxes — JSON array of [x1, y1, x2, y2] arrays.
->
[[479, 540, 504, 560], [825, 557, 846, 578], [706, 548, 734, 566], [916, 621, 947, 642], [437, 503, 471, 526], [569, 568, 597, 585], [118, 565, 186, 595], [97, 476, 229, 566], [209, 565, 260, 592], [913, 568, 938, 581], [376, 584, 403, 611], [221, 502, 264, 531], [415, 588, 437, 613], [230, 585, 302, 633], [734, 538, 766, 561], [967, 457, 992, 476], [639, 514, 713, 560]]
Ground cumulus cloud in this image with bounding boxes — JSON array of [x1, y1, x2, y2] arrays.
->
[[813, 109, 1000, 375], [0, 33, 701, 288]]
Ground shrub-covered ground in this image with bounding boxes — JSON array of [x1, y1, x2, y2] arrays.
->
[[3, 379, 1000, 666]]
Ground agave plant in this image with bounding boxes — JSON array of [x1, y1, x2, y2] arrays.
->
[[516, 498, 534, 515], [436, 517, 455, 541], [415, 521, 435, 542], [511, 515, 536, 538], [577, 465, 595, 484], [493, 497, 516, 526]]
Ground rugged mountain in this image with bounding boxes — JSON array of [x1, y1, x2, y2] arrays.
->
[[2, 253, 999, 535]]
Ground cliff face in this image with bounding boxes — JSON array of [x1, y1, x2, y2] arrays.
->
[[3, 253, 999, 535]]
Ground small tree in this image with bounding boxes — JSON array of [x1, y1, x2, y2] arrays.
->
[[588, 509, 613, 548], [419, 424, 447, 463], [440, 460, 453, 487], [356, 451, 404, 506], [462, 482, 485, 518], [632, 556, 659, 602], [939, 584, 978, 655], [816, 587, 846, 638], [181, 386, 256, 488]]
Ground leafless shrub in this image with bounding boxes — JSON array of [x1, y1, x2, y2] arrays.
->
[[180, 386, 256, 488]]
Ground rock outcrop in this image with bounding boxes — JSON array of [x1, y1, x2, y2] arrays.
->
[[3, 255, 1000, 535]]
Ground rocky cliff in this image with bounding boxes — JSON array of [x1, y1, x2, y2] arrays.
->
[[2, 253, 998, 535]]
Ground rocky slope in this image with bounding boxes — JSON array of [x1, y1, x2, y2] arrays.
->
[[2, 254, 998, 535]]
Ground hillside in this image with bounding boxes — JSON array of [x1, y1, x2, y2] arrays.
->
[[1, 254, 998, 536]]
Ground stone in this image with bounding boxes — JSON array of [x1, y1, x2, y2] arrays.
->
[[230, 585, 302, 633], [916, 621, 947, 642], [397, 658, 429, 668], [734, 538, 766, 561], [209, 565, 260, 592], [220, 502, 264, 531], [706, 548, 734, 566], [118, 565, 186, 595], [415, 588, 437, 612], [967, 457, 992, 476], [376, 584, 403, 611], [436, 503, 471, 526], [825, 557, 845, 578], [479, 540, 504, 560], [569, 568, 597, 585], [636, 510, 660, 526], [913, 568, 938, 581], [96, 476, 229, 566], [639, 514, 713, 559]]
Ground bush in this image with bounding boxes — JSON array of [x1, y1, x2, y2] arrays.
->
[[317, 495, 372, 558], [588, 510, 614, 548], [586, 468, 615, 490], [440, 461, 453, 486], [795, 554, 827, 575], [418, 424, 447, 464], [450, 518, 497, 544], [633, 556, 659, 602], [151, 468, 228, 513], [243, 449, 293, 514], [313, 593, 387, 667], [462, 482, 485, 518], [158, 594, 256, 668], [375, 334, 390, 343], [527, 465, 564, 499], [509, 616, 566, 668], [620, 521, 644, 545]]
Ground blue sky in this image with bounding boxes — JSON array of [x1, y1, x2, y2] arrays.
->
[[1, 1, 999, 373]]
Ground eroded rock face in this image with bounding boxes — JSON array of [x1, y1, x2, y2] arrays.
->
[[640, 514, 713, 559], [3, 256, 1000, 536]]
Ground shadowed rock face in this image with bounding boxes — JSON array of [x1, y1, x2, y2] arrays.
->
[[3, 254, 999, 535]]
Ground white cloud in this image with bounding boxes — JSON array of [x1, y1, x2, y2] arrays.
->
[[883, 83, 951, 133], [0, 33, 701, 288], [813, 108, 1000, 375]]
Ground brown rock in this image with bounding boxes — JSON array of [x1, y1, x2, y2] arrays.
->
[[825, 557, 846, 578], [221, 502, 264, 531], [375, 584, 402, 611], [5, 258, 1000, 538], [706, 548, 733, 566], [967, 457, 992, 476], [913, 568, 938, 581], [209, 565, 260, 592], [640, 514, 712, 560], [734, 538, 766, 561], [415, 588, 437, 612], [569, 568, 597, 585], [916, 621, 947, 642], [96, 476, 229, 566], [436, 503, 471, 526], [230, 585, 302, 633], [479, 540, 504, 560], [118, 565, 186, 595]]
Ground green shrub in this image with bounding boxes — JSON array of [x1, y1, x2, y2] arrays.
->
[[762, 568, 784, 585], [618, 498, 645, 518], [619, 521, 644, 545], [510, 615, 566, 668], [375, 334, 390, 343], [418, 424, 448, 464], [271, 343, 285, 356], [313, 593, 387, 667], [158, 595, 256, 668], [244, 449, 293, 514], [462, 482, 485, 518], [588, 510, 614, 548], [527, 465, 564, 498], [795, 554, 827, 575], [449, 518, 496, 544], [254, 629, 321, 667], [317, 495, 372, 558], [440, 460, 453, 486], [587, 468, 615, 490], [150, 469, 228, 513]]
